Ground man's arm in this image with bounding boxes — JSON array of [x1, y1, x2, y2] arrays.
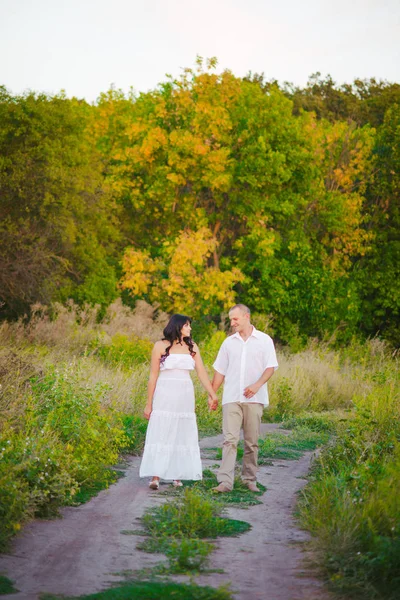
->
[[243, 366, 275, 399], [212, 370, 225, 392], [207, 370, 225, 410]]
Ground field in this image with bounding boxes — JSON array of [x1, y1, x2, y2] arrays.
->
[[0, 300, 399, 599]]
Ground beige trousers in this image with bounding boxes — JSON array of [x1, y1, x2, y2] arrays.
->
[[217, 402, 264, 490]]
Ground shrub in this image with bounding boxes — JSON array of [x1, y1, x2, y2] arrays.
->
[[0, 362, 130, 549], [166, 538, 215, 572], [95, 333, 152, 369], [299, 378, 400, 599]]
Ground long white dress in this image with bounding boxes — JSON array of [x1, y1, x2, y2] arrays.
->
[[139, 353, 203, 481]]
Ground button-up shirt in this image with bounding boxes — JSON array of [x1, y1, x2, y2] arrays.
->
[[213, 327, 278, 406]]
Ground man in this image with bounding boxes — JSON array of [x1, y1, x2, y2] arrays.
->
[[211, 304, 278, 493]]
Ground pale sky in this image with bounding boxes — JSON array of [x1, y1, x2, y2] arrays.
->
[[1, 0, 399, 103]]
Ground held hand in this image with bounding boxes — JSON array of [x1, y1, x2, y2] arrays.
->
[[144, 405, 152, 420], [208, 395, 218, 411], [243, 383, 261, 399]]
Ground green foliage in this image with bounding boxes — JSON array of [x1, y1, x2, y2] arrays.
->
[[0, 575, 18, 595], [94, 334, 152, 369], [142, 488, 250, 539], [211, 427, 330, 463], [199, 330, 227, 367], [1, 65, 399, 342], [0, 87, 120, 318], [120, 414, 148, 454], [357, 104, 400, 345], [281, 412, 340, 433], [189, 469, 265, 506], [165, 537, 215, 572], [40, 580, 233, 600], [0, 363, 129, 549], [298, 369, 400, 599], [272, 377, 295, 421]]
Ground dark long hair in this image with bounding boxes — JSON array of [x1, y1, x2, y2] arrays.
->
[[160, 314, 196, 364]]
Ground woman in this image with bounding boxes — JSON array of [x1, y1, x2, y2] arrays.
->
[[139, 314, 218, 489]]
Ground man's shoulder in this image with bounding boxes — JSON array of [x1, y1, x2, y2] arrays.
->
[[253, 329, 275, 345]]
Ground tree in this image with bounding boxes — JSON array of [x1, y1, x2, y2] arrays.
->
[[0, 87, 120, 316], [120, 227, 243, 318]]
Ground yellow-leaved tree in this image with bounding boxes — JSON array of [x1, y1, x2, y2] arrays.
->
[[120, 227, 243, 317]]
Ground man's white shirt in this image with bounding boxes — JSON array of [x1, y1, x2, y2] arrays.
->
[[213, 327, 278, 407]]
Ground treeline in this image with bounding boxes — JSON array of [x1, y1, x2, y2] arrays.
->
[[1, 60, 399, 345]]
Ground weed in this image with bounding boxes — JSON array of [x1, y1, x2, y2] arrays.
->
[[166, 537, 215, 572], [0, 574, 18, 595], [39, 580, 233, 600], [141, 488, 250, 540], [209, 427, 329, 464], [189, 469, 265, 507]]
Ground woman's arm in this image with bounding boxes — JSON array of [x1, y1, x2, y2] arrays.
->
[[193, 344, 218, 408], [144, 342, 163, 420]]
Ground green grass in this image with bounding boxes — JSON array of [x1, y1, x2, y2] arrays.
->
[[137, 487, 251, 573], [0, 575, 18, 595], [281, 411, 342, 433], [140, 488, 251, 541], [39, 580, 233, 600], [206, 427, 330, 463], [298, 381, 400, 600], [187, 469, 266, 506], [72, 469, 125, 504]]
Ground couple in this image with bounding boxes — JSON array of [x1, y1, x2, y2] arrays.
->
[[139, 304, 278, 492]]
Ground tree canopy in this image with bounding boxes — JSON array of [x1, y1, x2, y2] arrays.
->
[[1, 60, 399, 344]]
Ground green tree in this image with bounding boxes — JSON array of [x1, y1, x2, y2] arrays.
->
[[0, 87, 120, 316], [97, 61, 374, 340], [357, 104, 400, 344]]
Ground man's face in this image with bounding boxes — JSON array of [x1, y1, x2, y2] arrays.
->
[[229, 308, 249, 333]]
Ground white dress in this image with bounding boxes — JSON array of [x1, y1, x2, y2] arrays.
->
[[139, 353, 203, 481]]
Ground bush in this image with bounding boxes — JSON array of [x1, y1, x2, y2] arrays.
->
[[299, 377, 400, 599], [95, 333, 152, 369], [141, 488, 250, 541], [121, 414, 148, 454], [0, 363, 130, 549], [166, 538, 215, 572]]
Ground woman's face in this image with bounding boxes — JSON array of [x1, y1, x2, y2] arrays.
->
[[181, 321, 191, 338]]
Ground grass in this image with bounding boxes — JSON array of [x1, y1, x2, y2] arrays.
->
[[0, 575, 18, 595], [1, 302, 399, 599], [71, 469, 125, 504], [39, 580, 233, 600], [297, 365, 400, 600], [187, 469, 266, 507], [136, 487, 250, 575], [206, 426, 330, 463], [140, 488, 251, 542]]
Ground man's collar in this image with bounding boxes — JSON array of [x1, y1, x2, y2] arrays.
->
[[233, 326, 261, 340]]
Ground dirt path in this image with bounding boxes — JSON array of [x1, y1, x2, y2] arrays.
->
[[0, 424, 331, 600]]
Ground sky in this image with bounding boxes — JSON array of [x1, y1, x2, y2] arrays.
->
[[1, 0, 399, 103]]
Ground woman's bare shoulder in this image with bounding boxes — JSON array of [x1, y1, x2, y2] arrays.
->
[[154, 339, 169, 349], [152, 340, 168, 354]]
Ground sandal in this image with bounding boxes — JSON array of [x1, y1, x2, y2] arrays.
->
[[149, 478, 159, 490], [173, 480, 183, 487]]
